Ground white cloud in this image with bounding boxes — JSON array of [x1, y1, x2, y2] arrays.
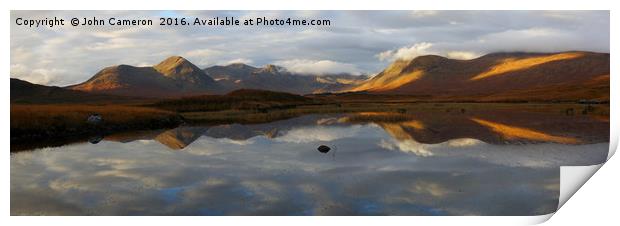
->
[[377, 43, 482, 61], [184, 49, 221, 58], [11, 64, 67, 85], [377, 42, 435, 62], [273, 59, 362, 75], [225, 58, 254, 65], [446, 51, 481, 60], [183, 49, 224, 66], [84, 38, 136, 51]]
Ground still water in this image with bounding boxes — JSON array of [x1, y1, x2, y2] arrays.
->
[[11, 111, 609, 215]]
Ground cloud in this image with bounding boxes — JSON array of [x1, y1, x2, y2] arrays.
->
[[225, 58, 254, 65], [10, 11, 610, 86], [377, 43, 481, 61], [376, 42, 435, 62], [11, 64, 67, 85], [273, 59, 362, 75], [184, 49, 221, 58], [84, 38, 137, 51], [446, 51, 480, 60]]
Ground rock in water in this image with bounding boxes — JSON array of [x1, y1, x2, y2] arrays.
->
[[317, 145, 331, 153], [87, 114, 103, 124], [88, 135, 103, 144]]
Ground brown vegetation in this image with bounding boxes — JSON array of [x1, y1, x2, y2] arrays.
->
[[151, 89, 320, 112], [11, 104, 183, 149]]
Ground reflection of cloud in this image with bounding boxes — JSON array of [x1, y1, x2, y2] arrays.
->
[[219, 138, 255, 145], [380, 139, 434, 157], [380, 135, 607, 168], [274, 125, 363, 143], [379, 138, 483, 157], [410, 181, 453, 197], [445, 138, 483, 147], [10, 114, 608, 215]]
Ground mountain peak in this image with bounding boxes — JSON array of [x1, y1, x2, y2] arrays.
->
[[160, 55, 188, 64], [153, 56, 204, 79], [226, 63, 257, 70], [258, 64, 285, 74], [408, 55, 450, 67], [155, 56, 192, 69], [228, 62, 249, 66]]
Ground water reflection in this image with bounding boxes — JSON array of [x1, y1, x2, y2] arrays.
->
[[11, 111, 609, 215]]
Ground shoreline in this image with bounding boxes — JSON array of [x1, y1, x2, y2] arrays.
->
[[10, 102, 609, 152]]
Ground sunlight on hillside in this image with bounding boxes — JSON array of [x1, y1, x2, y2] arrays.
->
[[351, 70, 424, 91], [470, 117, 580, 144], [469, 52, 584, 81]]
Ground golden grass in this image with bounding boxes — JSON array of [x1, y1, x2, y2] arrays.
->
[[470, 117, 580, 144], [470, 52, 584, 81]]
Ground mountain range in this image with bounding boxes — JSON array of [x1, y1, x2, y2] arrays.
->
[[13, 51, 610, 102], [205, 63, 366, 94], [66, 56, 368, 97], [348, 51, 609, 101], [67, 56, 223, 98]]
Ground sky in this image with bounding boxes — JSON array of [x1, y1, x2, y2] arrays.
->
[[10, 10, 610, 86]]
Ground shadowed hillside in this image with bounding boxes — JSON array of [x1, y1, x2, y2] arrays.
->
[[10, 78, 138, 104]]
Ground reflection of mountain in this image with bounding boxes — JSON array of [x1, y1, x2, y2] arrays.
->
[[99, 109, 608, 151], [202, 115, 322, 140], [98, 115, 323, 150], [349, 51, 609, 101], [470, 117, 579, 144], [341, 111, 607, 145], [154, 127, 209, 150]]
